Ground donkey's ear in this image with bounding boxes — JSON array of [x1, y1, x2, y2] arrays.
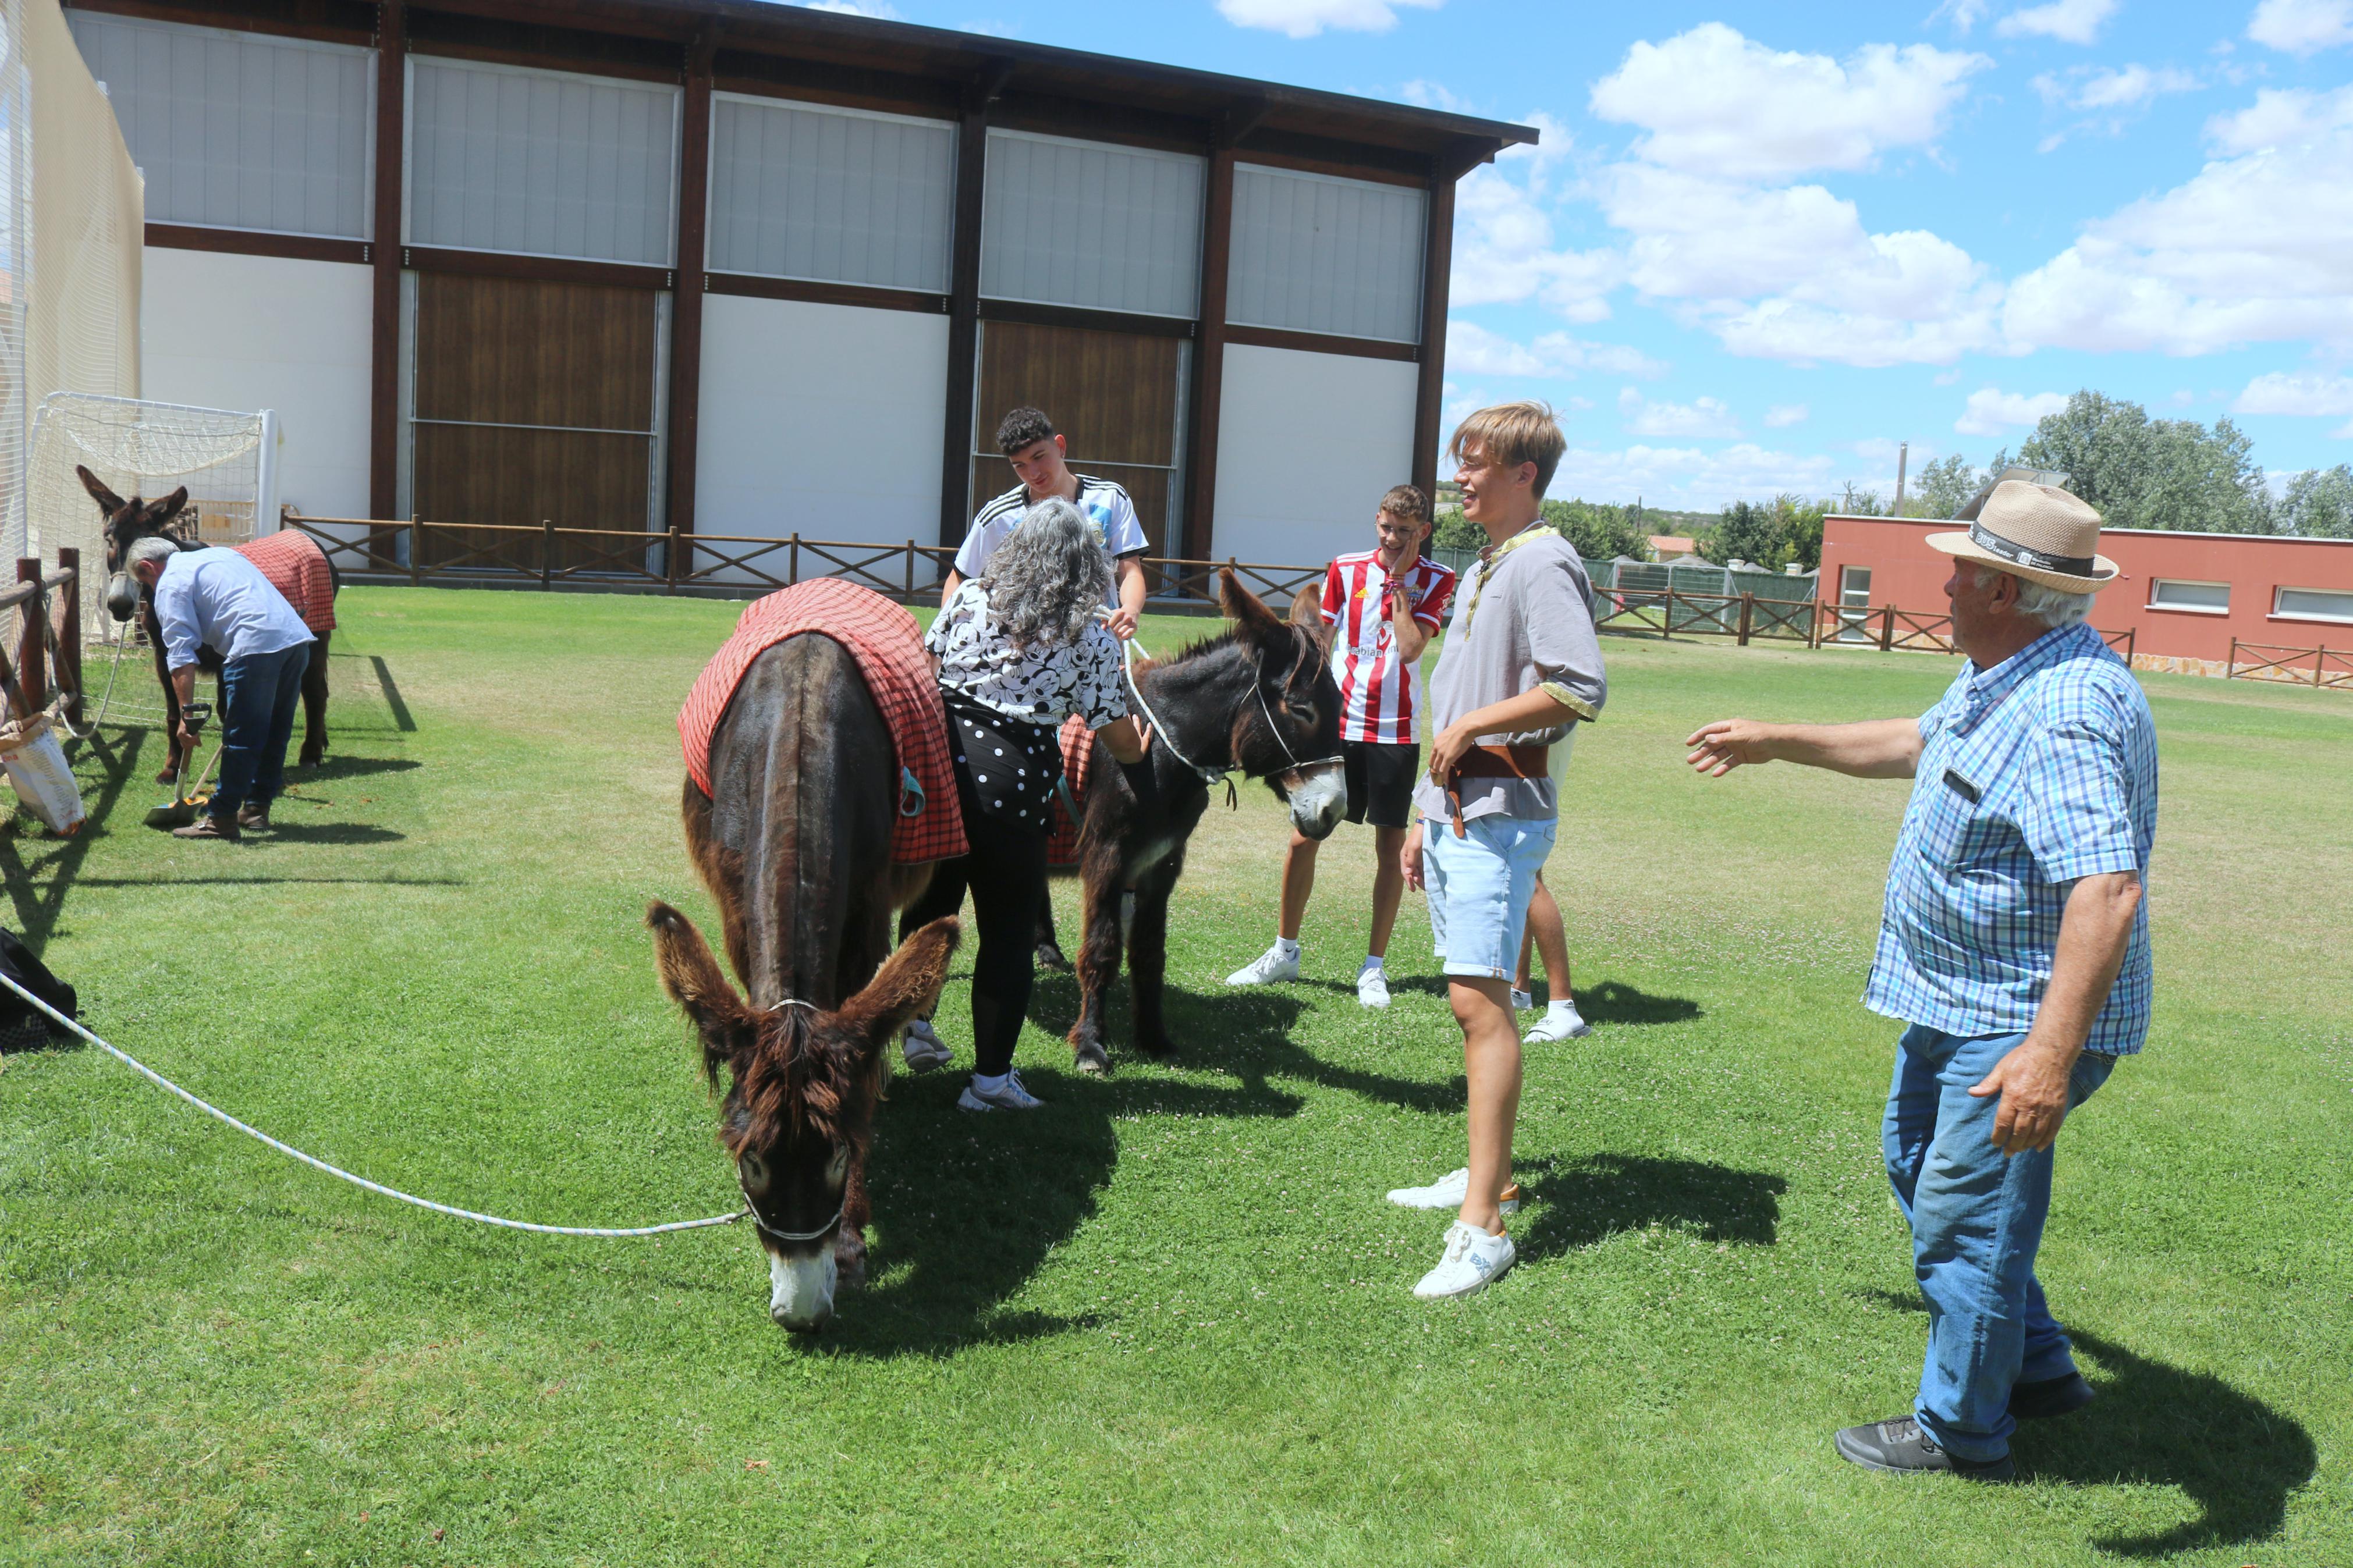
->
[[647, 901, 760, 1079], [1219, 567, 1288, 657], [151, 487, 191, 527], [1287, 585, 1330, 654], [76, 465, 126, 515], [837, 916, 961, 1048]]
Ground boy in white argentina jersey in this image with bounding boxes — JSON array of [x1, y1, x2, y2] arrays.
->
[[942, 406, 1149, 640], [1226, 485, 1456, 1009]]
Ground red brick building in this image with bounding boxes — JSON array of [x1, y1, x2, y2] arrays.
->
[[1818, 515, 2353, 677]]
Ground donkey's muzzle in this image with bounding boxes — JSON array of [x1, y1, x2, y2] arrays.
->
[[769, 1247, 837, 1333], [105, 574, 139, 623]]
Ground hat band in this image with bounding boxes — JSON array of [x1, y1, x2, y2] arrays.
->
[[1968, 521, 2096, 577]]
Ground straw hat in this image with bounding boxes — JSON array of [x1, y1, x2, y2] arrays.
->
[[1926, 481, 2118, 594]]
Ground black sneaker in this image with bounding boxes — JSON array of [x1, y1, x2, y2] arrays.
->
[[1834, 1416, 2015, 1481], [2010, 1371, 2096, 1421]]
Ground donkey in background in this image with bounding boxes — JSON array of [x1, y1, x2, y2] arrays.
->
[[76, 466, 337, 783]]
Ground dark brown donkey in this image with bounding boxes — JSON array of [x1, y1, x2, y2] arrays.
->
[[648, 631, 959, 1333], [76, 466, 336, 784], [1063, 571, 1346, 1070]]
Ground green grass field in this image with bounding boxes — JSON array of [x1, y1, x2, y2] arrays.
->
[[2, 588, 2346, 1566]]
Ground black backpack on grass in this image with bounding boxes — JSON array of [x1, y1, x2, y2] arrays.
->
[[0, 928, 76, 1053]]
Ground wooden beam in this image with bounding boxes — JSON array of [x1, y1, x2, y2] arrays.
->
[[705, 273, 950, 315], [1181, 141, 1234, 566], [1225, 323, 1415, 362], [401, 246, 673, 291], [368, 0, 404, 520], [665, 29, 715, 543], [937, 66, 1004, 551], [145, 223, 369, 266], [1410, 160, 1457, 506], [976, 298, 1194, 339]]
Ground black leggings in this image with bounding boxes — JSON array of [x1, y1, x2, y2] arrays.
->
[[899, 764, 1048, 1079]]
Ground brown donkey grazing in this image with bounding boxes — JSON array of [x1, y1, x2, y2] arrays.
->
[[1063, 570, 1346, 1071], [76, 465, 337, 783], [650, 631, 958, 1333]]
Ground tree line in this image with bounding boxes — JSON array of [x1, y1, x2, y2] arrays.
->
[[1433, 391, 2353, 572]]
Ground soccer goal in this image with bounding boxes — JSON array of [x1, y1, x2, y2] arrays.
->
[[20, 391, 281, 643]]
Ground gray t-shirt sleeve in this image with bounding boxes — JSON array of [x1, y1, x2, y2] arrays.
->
[[1524, 547, 1606, 721]]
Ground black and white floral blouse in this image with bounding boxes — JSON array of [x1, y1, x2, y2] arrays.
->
[[925, 581, 1128, 730]]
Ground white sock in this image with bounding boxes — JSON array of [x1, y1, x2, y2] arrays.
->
[[972, 1071, 1009, 1094], [1549, 999, 1583, 1021], [1275, 936, 1300, 957], [1360, 954, 1385, 972]]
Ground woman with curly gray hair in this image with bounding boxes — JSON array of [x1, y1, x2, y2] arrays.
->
[[904, 498, 1152, 1111]]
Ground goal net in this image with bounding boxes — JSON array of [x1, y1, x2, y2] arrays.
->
[[24, 391, 280, 642]]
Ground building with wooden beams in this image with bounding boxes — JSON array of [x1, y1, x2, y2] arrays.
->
[[63, 0, 1533, 584]]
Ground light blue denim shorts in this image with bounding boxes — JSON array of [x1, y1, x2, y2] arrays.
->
[[1424, 813, 1556, 981]]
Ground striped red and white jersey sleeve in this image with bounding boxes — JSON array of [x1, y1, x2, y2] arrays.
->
[[1327, 551, 1457, 745]]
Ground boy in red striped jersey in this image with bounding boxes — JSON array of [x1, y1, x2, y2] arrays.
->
[[1227, 485, 1456, 1008]]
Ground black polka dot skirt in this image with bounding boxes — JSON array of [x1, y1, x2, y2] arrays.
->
[[943, 695, 1063, 829]]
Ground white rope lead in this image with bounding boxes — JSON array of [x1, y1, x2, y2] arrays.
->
[[0, 971, 744, 1239]]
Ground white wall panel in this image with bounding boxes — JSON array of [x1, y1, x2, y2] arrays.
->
[[695, 294, 947, 570], [1212, 343, 1418, 567], [1230, 164, 1424, 344], [981, 130, 1201, 318], [707, 95, 953, 293], [407, 57, 678, 265], [68, 12, 372, 240], [140, 247, 374, 520]]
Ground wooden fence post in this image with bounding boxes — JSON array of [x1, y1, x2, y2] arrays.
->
[[15, 558, 45, 715], [540, 518, 555, 590], [666, 527, 682, 593], [1737, 591, 1754, 646], [2320, 645, 2332, 688], [906, 539, 915, 600], [409, 515, 422, 586], [1879, 604, 1896, 652], [55, 547, 81, 729], [790, 532, 801, 586]]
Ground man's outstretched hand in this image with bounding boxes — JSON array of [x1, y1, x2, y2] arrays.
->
[[1968, 1039, 2077, 1154], [1685, 719, 1777, 777]]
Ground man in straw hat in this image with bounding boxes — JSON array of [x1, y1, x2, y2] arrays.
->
[[1685, 480, 2157, 1481]]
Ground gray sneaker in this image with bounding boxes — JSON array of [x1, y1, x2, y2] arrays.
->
[[902, 1018, 950, 1072], [1833, 1417, 2014, 1480], [957, 1070, 1044, 1111]]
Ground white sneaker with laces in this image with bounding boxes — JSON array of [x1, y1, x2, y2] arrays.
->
[[1357, 965, 1392, 1009], [1510, 988, 1535, 1012], [957, 1070, 1044, 1111], [902, 1018, 951, 1071], [1226, 944, 1301, 986], [1414, 1220, 1517, 1299], [1384, 1167, 1521, 1214], [1525, 1002, 1592, 1043]]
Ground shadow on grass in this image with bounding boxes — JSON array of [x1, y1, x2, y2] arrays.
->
[[1376, 973, 1704, 1026], [293, 753, 421, 783], [1864, 1295, 2314, 1556], [1514, 1153, 1786, 1259], [250, 822, 407, 846], [1029, 972, 1462, 1115], [817, 1068, 1304, 1359], [1, 726, 150, 952]]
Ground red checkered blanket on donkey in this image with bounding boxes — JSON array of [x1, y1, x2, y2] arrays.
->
[[1047, 714, 1094, 867], [234, 530, 336, 635], [677, 579, 967, 866]]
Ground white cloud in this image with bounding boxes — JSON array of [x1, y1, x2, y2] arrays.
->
[[1956, 387, 2068, 435], [1445, 321, 1666, 378], [1449, 155, 1624, 323], [2206, 84, 2353, 151], [1588, 24, 1986, 181], [2036, 64, 2201, 112], [1215, 0, 1440, 38], [2248, 0, 2353, 54], [1400, 79, 1472, 112], [1765, 403, 1810, 427], [1930, 0, 1993, 33], [1618, 386, 1743, 438], [2001, 113, 2353, 353], [795, 0, 902, 15], [1996, 0, 2119, 45], [1553, 443, 1839, 510], [2233, 370, 2353, 415]]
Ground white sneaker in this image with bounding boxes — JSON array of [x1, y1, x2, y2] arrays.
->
[[957, 1071, 1044, 1111], [1226, 944, 1300, 986], [1414, 1220, 1517, 1299], [1511, 987, 1535, 1012], [1357, 965, 1392, 1008], [1384, 1168, 1520, 1214], [1525, 1002, 1592, 1043], [902, 1018, 951, 1071]]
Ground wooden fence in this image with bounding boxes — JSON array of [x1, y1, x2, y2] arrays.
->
[[2227, 638, 2350, 691], [0, 550, 83, 727], [285, 515, 1326, 617]]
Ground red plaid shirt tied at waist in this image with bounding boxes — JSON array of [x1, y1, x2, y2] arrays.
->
[[677, 579, 968, 866]]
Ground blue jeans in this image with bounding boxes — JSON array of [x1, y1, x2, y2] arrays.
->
[[210, 642, 312, 822], [1422, 814, 1555, 981], [1883, 1023, 2117, 1461]]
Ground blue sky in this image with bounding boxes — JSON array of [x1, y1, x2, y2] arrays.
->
[[807, 0, 2353, 510]]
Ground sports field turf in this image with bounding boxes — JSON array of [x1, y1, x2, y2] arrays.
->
[[2, 587, 2345, 1566]]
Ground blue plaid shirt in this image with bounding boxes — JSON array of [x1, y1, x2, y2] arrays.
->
[[1865, 621, 2159, 1054]]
